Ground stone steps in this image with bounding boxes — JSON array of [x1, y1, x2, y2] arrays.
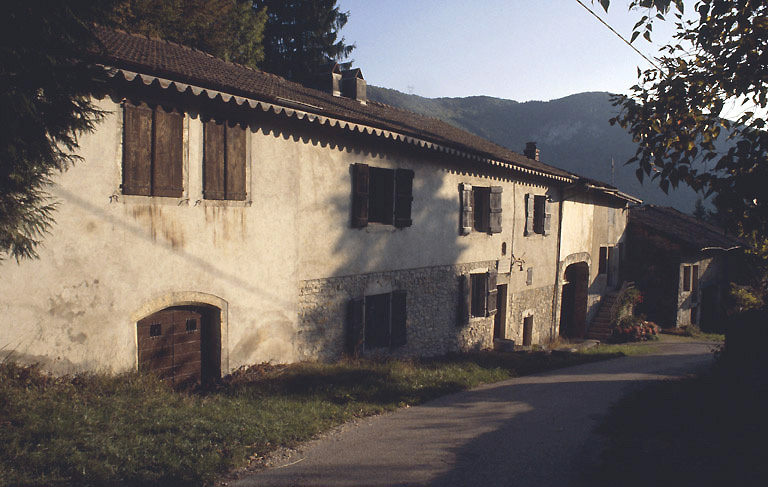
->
[[585, 292, 621, 340]]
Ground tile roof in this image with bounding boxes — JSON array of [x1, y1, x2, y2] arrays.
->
[[629, 205, 746, 251], [91, 27, 575, 181]]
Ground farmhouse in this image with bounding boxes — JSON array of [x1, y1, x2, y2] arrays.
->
[[624, 205, 745, 331], [0, 28, 639, 383]]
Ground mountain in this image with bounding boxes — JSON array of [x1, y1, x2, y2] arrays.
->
[[367, 86, 703, 213]]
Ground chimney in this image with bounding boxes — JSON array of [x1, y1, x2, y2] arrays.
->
[[524, 142, 540, 161], [341, 68, 367, 104], [310, 62, 342, 96]]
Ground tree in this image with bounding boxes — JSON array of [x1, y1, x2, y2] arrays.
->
[[598, 1, 768, 237], [253, 0, 355, 82], [1, 1, 122, 261], [106, 0, 267, 69]]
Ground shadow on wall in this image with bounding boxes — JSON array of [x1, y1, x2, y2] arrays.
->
[[292, 124, 478, 361]]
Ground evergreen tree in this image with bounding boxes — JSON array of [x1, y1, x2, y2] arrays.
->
[[253, 0, 355, 81], [1, 0, 120, 261], [107, 0, 267, 69]]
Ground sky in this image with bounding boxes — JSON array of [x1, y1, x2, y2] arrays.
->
[[335, 0, 684, 102]]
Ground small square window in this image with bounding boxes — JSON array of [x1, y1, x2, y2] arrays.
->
[[185, 318, 197, 332], [149, 323, 162, 337]]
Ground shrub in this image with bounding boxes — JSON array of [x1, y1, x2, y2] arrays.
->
[[610, 316, 660, 343]]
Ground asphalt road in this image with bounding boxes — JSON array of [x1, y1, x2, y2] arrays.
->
[[232, 340, 716, 487]]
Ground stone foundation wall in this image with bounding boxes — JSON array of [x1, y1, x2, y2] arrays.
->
[[297, 262, 498, 361], [506, 285, 556, 345]]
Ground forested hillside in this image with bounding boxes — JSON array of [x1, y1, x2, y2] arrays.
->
[[368, 87, 703, 212]]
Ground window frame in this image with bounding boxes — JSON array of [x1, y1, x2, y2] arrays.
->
[[524, 193, 551, 236], [352, 163, 414, 228], [348, 291, 407, 354], [122, 102, 184, 198], [460, 183, 502, 235], [202, 118, 248, 201], [460, 270, 498, 323]]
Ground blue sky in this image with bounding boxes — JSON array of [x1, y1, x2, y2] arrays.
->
[[336, 0, 682, 102]]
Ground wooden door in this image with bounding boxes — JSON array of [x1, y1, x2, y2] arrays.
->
[[137, 307, 203, 385]]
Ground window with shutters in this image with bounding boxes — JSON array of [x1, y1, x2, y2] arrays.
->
[[524, 193, 551, 236], [123, 103, 184, 197], [203, 119, 247, 201], [352, 164, 413, 228], [460, 271, 498, 322], [460, 184, 502, 235], [347, 291, 407, 353]]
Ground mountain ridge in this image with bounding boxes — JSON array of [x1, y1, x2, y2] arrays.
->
[[367, 86, 702, 212]]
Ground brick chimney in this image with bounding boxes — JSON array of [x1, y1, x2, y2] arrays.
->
[[524, 142, 540, 161], [341, 68, 367, 104]]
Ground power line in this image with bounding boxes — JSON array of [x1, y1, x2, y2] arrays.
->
[[574, 0, 662, 72]]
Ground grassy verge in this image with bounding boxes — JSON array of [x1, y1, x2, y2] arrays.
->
[[1, 350, 622, 487], [581, 364, 768, 486]]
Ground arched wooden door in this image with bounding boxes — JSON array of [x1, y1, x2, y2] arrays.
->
[[137, 307, 206, 385]]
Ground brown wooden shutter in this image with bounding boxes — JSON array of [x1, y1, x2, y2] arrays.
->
[[394, 169, 414, 228], [487, 271, 498, 316], [203, 120, 226, 200], [543, 200, 552, 235], [226, 124, 247, 200], [459, 274, 471, 325], [489, 186, 503, 234], [460, 184, 474, 235], [352, 163, 369, 227], [525, 194, 534, 235], [390, 291, 407, 347], [122, 104, 152, 196], [152, 108, 183, 197], [347, 297, 365, 357]]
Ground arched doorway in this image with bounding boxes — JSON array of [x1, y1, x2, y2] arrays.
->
[[137, 305, 221, 385], [560, 262, 589, 338]]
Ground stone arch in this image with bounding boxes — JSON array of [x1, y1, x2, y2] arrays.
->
[[131, 292, 228, 379]]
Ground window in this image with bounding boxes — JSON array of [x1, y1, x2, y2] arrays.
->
[[526, 267, 533, 286], [683, 265, 692, 292], [123, 103, 183, 197], [352, 164, 413, 227], [203, 119, 247, 200], [691, 264, 699, 301], [524, 193, 550, 236], [460, 271, 498, 322], [460, 183, 502, 234], [348, 291, 407, 353], [598, 246, 609, 274]]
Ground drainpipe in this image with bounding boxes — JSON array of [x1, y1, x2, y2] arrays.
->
[[550, 185, 566, 341]]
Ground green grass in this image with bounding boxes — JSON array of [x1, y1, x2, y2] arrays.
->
[[0, 349, 622, 487]]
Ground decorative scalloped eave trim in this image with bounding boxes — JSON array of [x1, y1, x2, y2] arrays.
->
[[106, 67, 574, 184]]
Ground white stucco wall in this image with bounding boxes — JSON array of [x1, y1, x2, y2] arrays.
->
[[0, 94, 568, 374]]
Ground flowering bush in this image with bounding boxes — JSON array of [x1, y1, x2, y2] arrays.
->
[[610, 316, 660, 343]]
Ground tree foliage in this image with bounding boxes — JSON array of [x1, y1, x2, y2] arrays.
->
[[253, 0, 355, 82], [106, 0, 267, 69], [598, 1, 768, 237], [0, 1, 122, 261]]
